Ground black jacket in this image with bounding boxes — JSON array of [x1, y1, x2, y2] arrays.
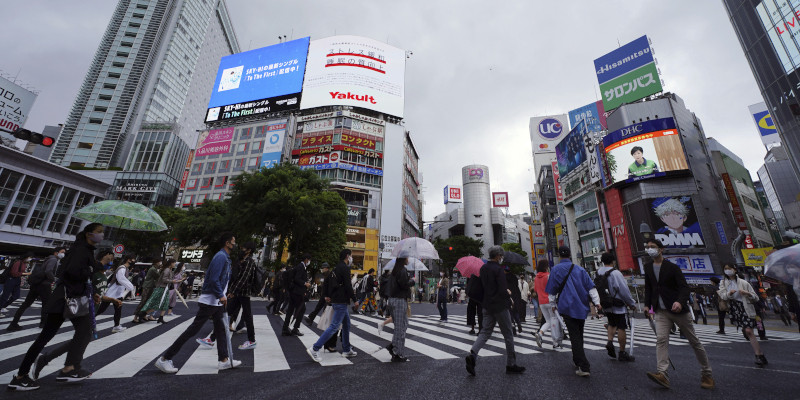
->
[[326, 261, 356, 304], [480, 261, 510, 314], [389, 269, 415, 299], [230, 257, 256, 297], [46, 239, 98, 314], [289, 261, 308, 296], [644, 259, 690, 314]]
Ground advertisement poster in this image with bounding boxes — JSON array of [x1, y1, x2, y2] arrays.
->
[[742, 247, 775, 267], [748, 102, 781, 146], [195, 127, 234, 157], [260, 122, 288, 168], [300, 36, 406, 117], [755, 0, 800, 74], [628, 196, 705, 249], [555, 119, 587, 177], [0, 76, 38, 133], [206, 37, 309, 122], [594, 35, 662, 110], [637, 254, 714, 275], [603, 118, 688, 185], [444, 185, 462, 204], [530, 114, 569, 154], [568, 100, 606, 133]]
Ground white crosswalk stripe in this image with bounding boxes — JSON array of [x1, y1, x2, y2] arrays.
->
[[0, 310, 797, 382]]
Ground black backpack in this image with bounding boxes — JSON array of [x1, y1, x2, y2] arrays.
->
[[379, 273, 391, 298], [27, 260, 47, 286], [595, 269, 626, 309], [465, 275, 484, 303]]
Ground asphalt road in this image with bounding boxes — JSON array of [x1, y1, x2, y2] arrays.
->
[[1, 295, 799, 400]]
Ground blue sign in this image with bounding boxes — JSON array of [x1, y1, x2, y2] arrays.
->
[[715, 221, 728, 245], [752, 110, 778, 137], [568, 102, 603, 133], [207, 37, 309, 109], [602, 117, 676, 148], [299, 162, 384, 176], [538, 118, 564, 139], [594, 35, 653, 85]]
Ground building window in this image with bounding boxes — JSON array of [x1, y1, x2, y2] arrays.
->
[[183, 195, 194, 207], [235, 158, 245, 168], [47, 187, 76, 233], [206, 161, 216, 173], [27, 182, 59, 230], [132, 12, 144, 18], [239, 127, 252, 140], [252, 141, 263, 151], [78, 142, 94, 149], [107, 72, 121, 79], [94, 106, 108, 112], [65, 193, 92, 236], [99, 94, 113, 100], [186, 179, 197, 190], [215, 176, 227, 188], [193, 162, 203, 172], [196, 193, 208, 206], [0, 169, 23, 217], [116, 52, 129, 57], [128, 22, 140, 28], [221, 159, 231, 169], [237, 143, 248, 153], [89, 118, 103, 124], [200, 177, 213, 189], [248, 157, 259, 168], [136, 3, 148, 9], [124, 32, 136, 38], [4, 176, 41, 226], [120, 41, 133, 47], [214, 193, 224, 201], [103, 83, 116, 89]]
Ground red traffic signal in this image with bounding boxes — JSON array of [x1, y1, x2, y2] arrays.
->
[[448, 246, 453, 251], [12, 128, 55, 147]]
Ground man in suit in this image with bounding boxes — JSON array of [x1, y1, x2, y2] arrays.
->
[[283, 253, 311, 336], [643, 239, 714, 390]]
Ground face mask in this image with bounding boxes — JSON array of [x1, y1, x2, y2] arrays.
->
[[88, 232, 104, 242], [724, 269, 736, 277], [57, 253, 65, 259], [440, 272, 444, 277], [645, 248, 660, 257], [499, 258, 504, 265]]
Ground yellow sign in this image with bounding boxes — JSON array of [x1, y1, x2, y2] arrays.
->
[[555, 223, 563, 237], [741, 247, 773, 267]]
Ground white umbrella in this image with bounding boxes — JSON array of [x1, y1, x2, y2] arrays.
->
[[383, 257, 429, 272], [391, 237, 440, 259]]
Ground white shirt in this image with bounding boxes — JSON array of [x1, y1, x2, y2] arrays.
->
[[105, 266, 135, 299], [199, 282, 228, 306]]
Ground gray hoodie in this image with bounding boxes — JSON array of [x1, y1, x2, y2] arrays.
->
[[596, 266, 636, 314]]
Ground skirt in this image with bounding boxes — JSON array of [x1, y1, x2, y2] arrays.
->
[[729, 299, 757, 329], [142, 287, 170, 312]]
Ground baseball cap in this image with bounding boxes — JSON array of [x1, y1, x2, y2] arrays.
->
[[558, 246, 571, 258]]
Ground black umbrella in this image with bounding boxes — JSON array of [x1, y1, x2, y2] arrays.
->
[[503, 251, 530, 266]]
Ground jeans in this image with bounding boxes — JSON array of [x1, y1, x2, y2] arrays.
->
[[562, 315, 589, 371], [0, 277, 21, 309], [654, 310, 711, 376], [313, 303, 352, 352], [539, 303, 563, 344], [163, 303, 228, 362], [18, 312, 92, 376], [437, 290, 448, 320], [10, 282, 51, 326], [283, 293, 305, 332], [471, 309, 516, 366]]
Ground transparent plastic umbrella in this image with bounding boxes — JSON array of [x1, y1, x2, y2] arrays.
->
[[391, 237, 440, 259]]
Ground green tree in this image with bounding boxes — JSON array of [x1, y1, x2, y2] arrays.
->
[[123, 206, 188, 259], [172, 200, 231, 253], [225, 163, 347, 271], [502, 242, 529, 275], [434, 236, 484, 275]]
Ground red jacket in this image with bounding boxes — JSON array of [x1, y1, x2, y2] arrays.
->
[[534, 271, 550, 303], [11, 260, 27, 278]]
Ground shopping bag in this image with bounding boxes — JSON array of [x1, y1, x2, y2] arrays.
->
[[317, 306, 333, 330]]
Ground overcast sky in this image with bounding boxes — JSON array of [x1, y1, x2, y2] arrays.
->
[[6, 0, 766, 220]]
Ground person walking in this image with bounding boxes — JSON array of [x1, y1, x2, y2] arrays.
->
[[305, 262, 331, 326], [466, 274, 483, 335], [596, 252, 637, 362], [771, 292, 792, 326], [7, 223, 105, 391], [505, 266, 524, 334], [282, 254, 311, 336], [545, 246, 602, 377], [307, 249, 360, 362], [154, 232, 241, 374], [709, 276, 728, 334], [643, 239, 714, 390], [465, 246, 525, 376], [360, 269, 378, 315], [718, 264, 767, 366], [691, 293, 707, 325], [436, 270, 449, 323], [101, 254, 137, 333], [266, 266, 285, 315], [140, 259, 178, 324], [167, 262, 186, 316], [6, 247, 64, 331], [132, 259, 161, 323], [518, 275, 529, 323], [226, 242, 258, 350], [533, 259, 563, 349], [386, 257, 415, 362], [0, 252, 34, 314]]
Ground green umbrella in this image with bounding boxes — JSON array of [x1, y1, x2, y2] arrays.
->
[[73, 200, 168, 232]]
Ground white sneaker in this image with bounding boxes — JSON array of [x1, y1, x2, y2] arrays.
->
[[307, 346, 322, 362], [377, 321, 385, 336], [154, 357, 178, 374], [111, 325, 127, 333], [341, 349, 358, 358], [218, 359, 242, 370], [238, 341, 257, 350], [236, 327, 247, 334], [196, 338, 215, 349]]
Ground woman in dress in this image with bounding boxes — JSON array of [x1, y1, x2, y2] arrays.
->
[[167, 262, 186, 316], [717, 264, 767, 366], [141, 259, 178, 323]]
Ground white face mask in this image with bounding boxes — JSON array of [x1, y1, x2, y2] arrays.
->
[[440, 272, 444, 277], [645, 248, 660, 258], [57, 253, 65, 259], [499, 258, 504, 265], [724, 269, 736, 277]]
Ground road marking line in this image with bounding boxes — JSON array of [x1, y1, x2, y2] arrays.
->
[[252, 314, 290, 372], [720, 363, 800, 375]]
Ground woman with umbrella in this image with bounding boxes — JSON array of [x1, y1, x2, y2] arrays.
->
[[386, 256, 415, 362], [8, 223, 105, 391], [141, 259, 179, 324], [717, 264, 767, 366]]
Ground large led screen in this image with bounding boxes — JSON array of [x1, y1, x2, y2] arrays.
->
[[602, 118, 688, 185], [555, 119, 587, 177], [205, 37, 310, 122], [626, 196, 706, 250]]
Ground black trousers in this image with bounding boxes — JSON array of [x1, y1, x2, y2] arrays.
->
[[96, 299, 123, 326], [211, 296, 255, 343], [437, 291, 448, 320], [283, 293, 305, 331], [308, 298, 327, 321], [268, 291, 284, 314], [717, 310, 726, 332], [466, 299, 483, 330], [10, 283, 51, 326], [562, 315, 590, 371], [18, 313, 92, 376], [164, 303, 228, 362]]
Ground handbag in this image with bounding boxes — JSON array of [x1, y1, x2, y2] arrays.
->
[[316, 305, 333, 330], [64, 294, 91, 320]]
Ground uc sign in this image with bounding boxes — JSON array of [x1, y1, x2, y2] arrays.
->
[[538, 118, 563, 139]]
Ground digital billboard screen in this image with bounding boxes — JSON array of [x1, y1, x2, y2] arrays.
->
[[555, 119, 587, 177], [205, 37, 310, 123], [627, 196, 706, 250], [568, 100, 606, 133], [602, 118, 688, 185]]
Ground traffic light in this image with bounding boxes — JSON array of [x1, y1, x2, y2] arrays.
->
[[11, 128, 55, 147], [448, 246, 453, 251]]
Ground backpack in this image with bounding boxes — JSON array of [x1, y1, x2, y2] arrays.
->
[[594, 269, 626, 309], [28, 260, 47, 286], [378, 273, 391, 298], [465, 275, 484, 304]]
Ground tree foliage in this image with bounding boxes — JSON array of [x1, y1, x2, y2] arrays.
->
[[172, 200, 231, 254], [434, 236, 484, 275], [123, 206, 187, 259]]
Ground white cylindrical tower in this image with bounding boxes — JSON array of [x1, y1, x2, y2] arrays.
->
[[462, 165, 493, 258]]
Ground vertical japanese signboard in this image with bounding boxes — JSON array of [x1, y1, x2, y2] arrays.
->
[[721, 173, 749, 231]]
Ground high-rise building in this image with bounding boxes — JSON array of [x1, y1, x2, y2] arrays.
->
[[757, 145, 800, 233], [50, 0, 239, 169], [723, 0, 800, 174]]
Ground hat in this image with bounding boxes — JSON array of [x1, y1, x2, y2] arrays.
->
[[321, 262, 330, 269], [558, 246, 571, 258]]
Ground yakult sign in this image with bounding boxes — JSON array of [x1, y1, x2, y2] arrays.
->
[[529, 114, 569, 154]]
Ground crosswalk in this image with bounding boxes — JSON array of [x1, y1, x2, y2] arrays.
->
[[0, 298, 798, 382]]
